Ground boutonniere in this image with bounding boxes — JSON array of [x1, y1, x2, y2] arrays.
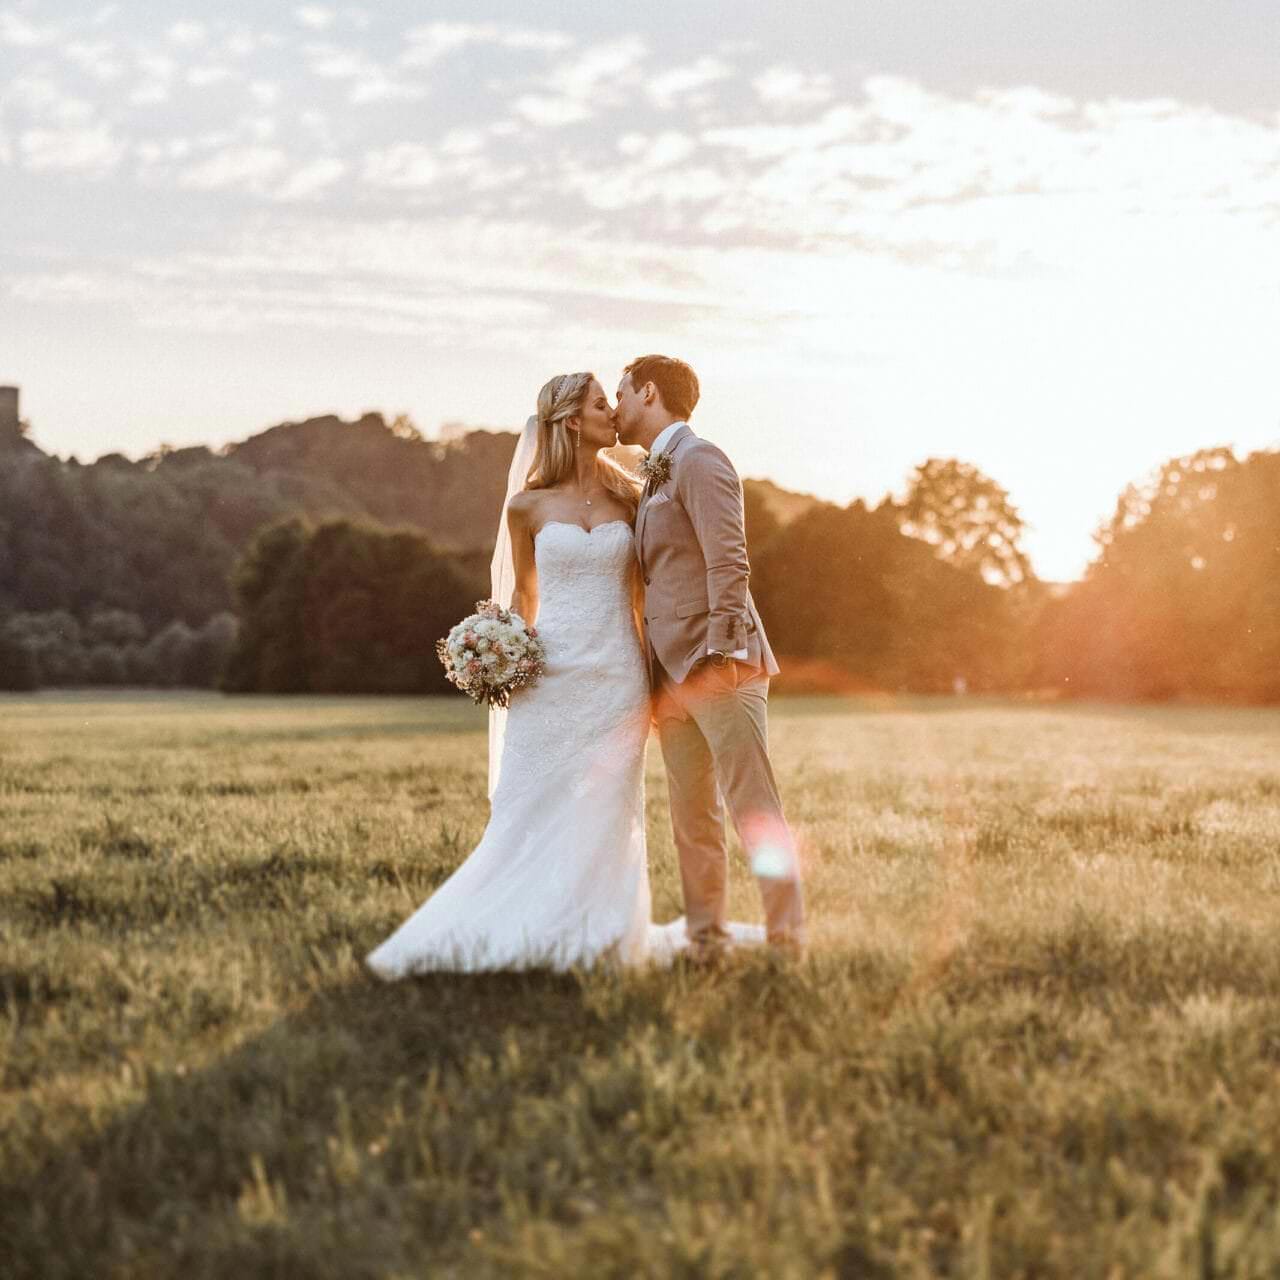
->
[[639, 451, 673, 490]]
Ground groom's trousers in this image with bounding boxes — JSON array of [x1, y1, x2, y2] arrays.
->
[[653, 658, 806, 950]]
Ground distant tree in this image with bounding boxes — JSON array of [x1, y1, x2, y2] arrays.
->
[[1037, 446, 1280, 701], [0, 631, 40, 690], [86, 608, 146, 647], [226, 517, 473, 694], [742, 481, 782, 558], [86, 643, 127, 685], [900, 458, 1034, 588], [753, 494, 1027, 692], [143, 620, 197, 687], [183, 612, 238, 687], [3, 611, 83, 684], [223, 518, 312, 692]]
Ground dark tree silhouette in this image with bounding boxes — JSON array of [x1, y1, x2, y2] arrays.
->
[[224, 517, 474, 694]]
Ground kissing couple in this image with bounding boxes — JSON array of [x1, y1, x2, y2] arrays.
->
[[366, 354, 806, 977]]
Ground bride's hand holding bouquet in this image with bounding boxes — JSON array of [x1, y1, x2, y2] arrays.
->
[[436, 600, 546, 708]]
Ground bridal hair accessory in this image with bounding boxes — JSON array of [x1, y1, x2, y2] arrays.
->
[[639, 451, 672, 490], [437, 600, 546, 709]]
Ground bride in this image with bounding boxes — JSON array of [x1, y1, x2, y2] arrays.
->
[[364, 371, 762, 977]]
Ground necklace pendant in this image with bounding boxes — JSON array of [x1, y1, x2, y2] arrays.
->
[[586, 499, 592, 506]]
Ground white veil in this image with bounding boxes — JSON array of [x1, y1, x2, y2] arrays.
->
[[487, 414, 540, 798]]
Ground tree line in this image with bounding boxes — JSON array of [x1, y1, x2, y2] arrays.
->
[[1, 411, 1276, 700]]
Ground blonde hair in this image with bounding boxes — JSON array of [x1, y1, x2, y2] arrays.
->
[[525, 372, 643, 512]]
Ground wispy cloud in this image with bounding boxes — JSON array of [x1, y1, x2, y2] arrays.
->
[[753, 65, 834, 108], [19, 122, 124, 174], [399, 21, 572, 69], [0, 10, 59, 47], [295, 6, 335, 31], [647, 55, 732, 109], [304, 41, 425, 103], [167, 21, 206, 47], [177, 145, 288, 191], [62, 40, 124, 82], [275, 155, 346, 201], [362, 143, 437, 190], [509, 35, 647, 127]]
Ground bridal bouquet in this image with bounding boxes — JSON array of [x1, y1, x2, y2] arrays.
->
[[436, 600, 546, 708]]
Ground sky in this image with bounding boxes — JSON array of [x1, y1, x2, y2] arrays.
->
[[2, 0, 1278, 581]]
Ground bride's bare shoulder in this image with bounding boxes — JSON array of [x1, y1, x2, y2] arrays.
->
[[507, 489, 545, 525]]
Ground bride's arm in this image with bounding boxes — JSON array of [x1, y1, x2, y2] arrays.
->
[[630, 554, 645, 644], [506, 494, 539, 625]]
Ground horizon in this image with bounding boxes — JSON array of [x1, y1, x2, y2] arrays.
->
[[13, 393, 1273, 588], [4, 0, 1279, 581]]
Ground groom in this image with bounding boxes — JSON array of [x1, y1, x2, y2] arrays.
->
[[614, 355, 806, 960]]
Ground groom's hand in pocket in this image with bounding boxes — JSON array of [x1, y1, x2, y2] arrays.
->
[[698, 654, 740, 693]]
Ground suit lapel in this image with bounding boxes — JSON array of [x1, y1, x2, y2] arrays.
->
[[636, 424, 693, 562]]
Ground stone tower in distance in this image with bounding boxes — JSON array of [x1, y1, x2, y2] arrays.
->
[[0, 386, 18, 437]]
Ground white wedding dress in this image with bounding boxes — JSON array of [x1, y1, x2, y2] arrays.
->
[[365, 519, 764, 978]]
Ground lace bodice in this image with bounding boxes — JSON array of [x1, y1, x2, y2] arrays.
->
[[532, 519, 636, 632], [494, 519, 649, 798]]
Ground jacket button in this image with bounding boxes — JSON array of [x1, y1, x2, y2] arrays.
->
[[643, 575, 651, 585]]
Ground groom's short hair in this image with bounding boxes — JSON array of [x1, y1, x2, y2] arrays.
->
[[624, 354, 700, 420]]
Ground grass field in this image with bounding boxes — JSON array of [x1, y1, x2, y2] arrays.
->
[[3, 691, 1280, 1278]]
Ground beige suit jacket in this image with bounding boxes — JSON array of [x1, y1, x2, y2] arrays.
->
[[635, 424, 779, 685]]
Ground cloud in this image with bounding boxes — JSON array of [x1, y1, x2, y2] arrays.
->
[[513, 95, 590, 128], [305, 45, 366, 78], [304, 42, 424, 102], [224, 26, 284, 58], [646, 55, 732, 109], [701, 104, 863, 159], [275, 156, 346, 201], [129, 82, 169, 106], [167, 21, 206, 47], [135, 51, 176, 81], [362, 144, 438, 189], [348, 75, 426, 104], [977, 85, 1075, 117], [186, 65, 238, 88], [295, 6, 335, 30], [510, 35, 647, 128], [753, 65, 834, 108], [5, 74, 97, 126], [0, 11, 58, 47], [19, 123, 124, 174], [545, 35, 646, 101], [617, 131, 697, 168], [399, 21, 572, 69], [177, 145, 288, 190], [439, 128, 486, 157], [8, 253, 554, 339], [62, 40, 124, 82]]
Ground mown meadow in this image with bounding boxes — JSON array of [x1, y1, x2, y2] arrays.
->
[[3, 692, 1280, 1278]]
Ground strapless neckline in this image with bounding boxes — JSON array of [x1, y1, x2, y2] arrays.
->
[[534, 519, 631, 542]]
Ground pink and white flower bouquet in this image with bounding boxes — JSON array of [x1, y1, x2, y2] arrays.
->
[[436, 599, 546, 708]]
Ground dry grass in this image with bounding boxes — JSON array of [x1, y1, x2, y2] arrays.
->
[[3, 691, 1280, 1277]]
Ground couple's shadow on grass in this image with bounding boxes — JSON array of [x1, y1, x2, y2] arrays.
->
[[5, 955, 818, 1277]]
